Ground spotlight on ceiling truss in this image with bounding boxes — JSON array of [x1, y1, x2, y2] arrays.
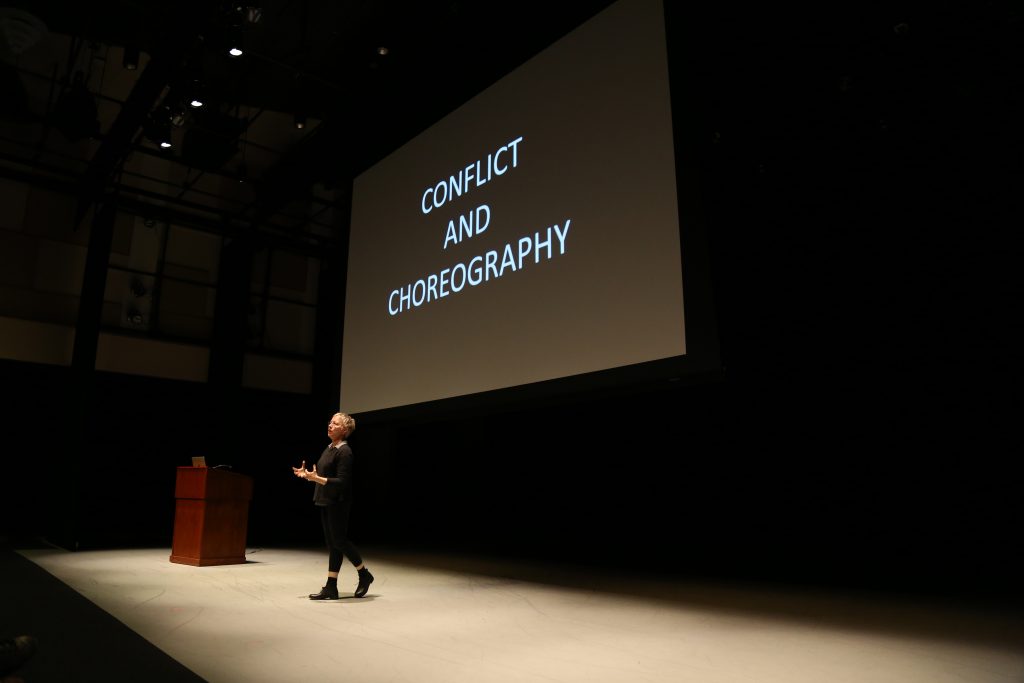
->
[[143, 106, 173, 149]]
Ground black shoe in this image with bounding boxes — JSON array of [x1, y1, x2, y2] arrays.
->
[[309, 585, 339, 600], [0, 635, 37, 677], [355, 568, 374, 598]]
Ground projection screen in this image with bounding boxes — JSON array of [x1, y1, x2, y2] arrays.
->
[[341, 0, 687, 415]]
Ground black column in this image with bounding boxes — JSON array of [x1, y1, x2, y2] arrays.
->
[[209, 236, 254, 461], [56, 200, 117, 549], [312, 247, 345, 416]]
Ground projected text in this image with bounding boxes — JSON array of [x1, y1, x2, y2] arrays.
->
[[388, 221, 571, 316], [420, 136, 524, 214], [388, 135, 574, 316]]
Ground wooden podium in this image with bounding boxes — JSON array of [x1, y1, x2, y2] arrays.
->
[[170, 467, 253, 566]]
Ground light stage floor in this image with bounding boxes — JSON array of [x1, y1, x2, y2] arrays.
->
[[19, 546, 1024, 683]]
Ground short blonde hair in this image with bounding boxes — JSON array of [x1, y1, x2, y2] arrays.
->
[[333, 412, 356, 436]]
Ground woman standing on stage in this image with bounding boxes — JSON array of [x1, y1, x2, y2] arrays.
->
[[292, 412, 374, 600]]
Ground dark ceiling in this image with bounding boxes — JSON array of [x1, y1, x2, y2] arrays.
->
[[0, 2, 1018, 255], [1, 0, 631, 249]]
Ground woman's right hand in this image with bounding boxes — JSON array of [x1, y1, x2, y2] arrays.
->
[[291, 460, 308, 478]]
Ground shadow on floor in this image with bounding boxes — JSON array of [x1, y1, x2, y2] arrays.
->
[[0, 540, 206, 683]]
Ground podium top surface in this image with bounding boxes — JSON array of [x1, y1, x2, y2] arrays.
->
[[175, 466, 253, 501]]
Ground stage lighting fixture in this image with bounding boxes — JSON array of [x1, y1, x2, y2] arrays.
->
[[222, 6, 246, 57], [126, 307, 145, 326], [294, 112, 306, 129], [377, 46, 389, 56], [169, 104, 187, 127], [123, 45, 139, 70], [143, 107, 173, 148], [187, 78, 206, 108]]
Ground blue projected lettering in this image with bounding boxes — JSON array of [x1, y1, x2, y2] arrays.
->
[[390, 135, 574, 316], [388, 221, 571, 316], [420, 135, 524, 214], [443, 204, 491, 250]]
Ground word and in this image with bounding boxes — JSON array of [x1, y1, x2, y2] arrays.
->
[[443, 204, 490, 250]]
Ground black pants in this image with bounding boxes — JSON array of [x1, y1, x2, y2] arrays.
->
[[319, 500, 363, 572]]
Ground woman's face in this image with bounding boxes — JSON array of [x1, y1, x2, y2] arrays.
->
[[327, 415, 347, 441]]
